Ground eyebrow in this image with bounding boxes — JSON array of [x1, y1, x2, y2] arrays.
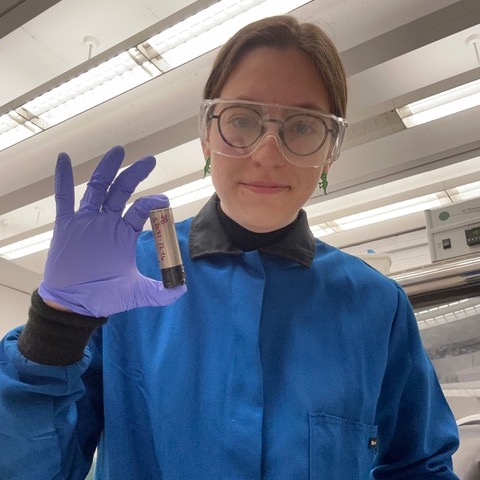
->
[[295, 102, 329, 113], [226, 96, 329, 114]]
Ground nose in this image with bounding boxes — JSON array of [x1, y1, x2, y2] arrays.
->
[[250, 133, 288, 168]]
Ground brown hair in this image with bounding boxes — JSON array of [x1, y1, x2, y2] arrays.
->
[[203, 15, 347, 118]]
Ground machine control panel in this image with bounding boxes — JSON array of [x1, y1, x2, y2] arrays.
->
[[465, 226, 480, 246], [426, 197, 480, 262]]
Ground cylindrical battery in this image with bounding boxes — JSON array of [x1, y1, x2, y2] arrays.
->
[[149, 207, 186, 288]]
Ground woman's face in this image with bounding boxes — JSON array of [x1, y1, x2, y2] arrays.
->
[[203, 46, 331, 233]]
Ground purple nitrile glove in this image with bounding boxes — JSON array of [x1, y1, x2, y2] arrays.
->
[[38, 146, 187, 317]]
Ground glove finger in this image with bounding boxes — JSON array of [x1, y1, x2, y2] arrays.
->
[[123, 195, 170, 232], [54, 152, 75, 218], [79, 145, 125, 212], [103, 156, 156, 214]]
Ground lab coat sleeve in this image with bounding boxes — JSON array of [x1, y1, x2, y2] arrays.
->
[[372, 286, 460, 479], [0, 326, 103, 480]]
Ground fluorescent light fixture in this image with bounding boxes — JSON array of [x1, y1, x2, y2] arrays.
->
[[147, 0, 267, 68], [334, 193, 450, 230], [310, 223, 335, 238], [165, 177, 215, 208], [21, 49, 161, 128], [0, 112, 42, 151], [442, 381, 480, 398], [446, 180, 480, 202], [0, 0, 311, 153], [0, 230, 53, 260], [308, 191, 463, 237], [152, 0, 311, 68], [397, 78, 480, 128], [124, 176, 215, 213], [414, 298, 480, 330], [0, 50, 161, 151]]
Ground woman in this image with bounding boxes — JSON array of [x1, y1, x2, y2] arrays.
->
[[0, 15, 459, 479]]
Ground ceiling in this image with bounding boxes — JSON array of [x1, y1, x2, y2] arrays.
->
[[1, 0, 480, 294]]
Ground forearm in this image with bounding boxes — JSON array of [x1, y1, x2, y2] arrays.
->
[[18, 290, 106, 366]]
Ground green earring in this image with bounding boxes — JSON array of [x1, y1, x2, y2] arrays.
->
[[319, 172, 328, 195], [203, 156, 211, 178]]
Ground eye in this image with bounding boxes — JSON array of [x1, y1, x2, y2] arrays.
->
[[220, 106, 261, 131], [230, 114, 256, 129], [291, 121, 313, 134], [286, 114, 324, 137]]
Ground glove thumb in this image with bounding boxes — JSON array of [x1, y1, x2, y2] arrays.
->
[[135, 275, 187, 308]]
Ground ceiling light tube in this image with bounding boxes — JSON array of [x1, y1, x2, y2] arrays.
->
[[446, 180, 480, 202], [156, 0, 312, 68], [21, 49, 161, 128], [442, 382, 480, 398], [309, 224, 336, 238], [0, 49, 161, 152], [334, 194, 451, 230], [0, 230, 53, 260], [165, 177, 215, 208], [415, 298, 480, 330], [0, 114, 42, 151], [397, 78, 480, 128]]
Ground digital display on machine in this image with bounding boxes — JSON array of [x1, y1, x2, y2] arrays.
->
[[465, 226, 480, 246]]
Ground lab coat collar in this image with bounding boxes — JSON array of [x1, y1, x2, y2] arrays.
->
[[189, 194, 316, 268]]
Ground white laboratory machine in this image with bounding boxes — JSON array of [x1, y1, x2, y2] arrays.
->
[[425, 197, 480, 262]]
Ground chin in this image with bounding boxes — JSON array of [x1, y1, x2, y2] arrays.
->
[[223, 197, 295, 232]]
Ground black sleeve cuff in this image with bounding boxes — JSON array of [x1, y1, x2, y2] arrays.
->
[[17, 290, 107, 366]]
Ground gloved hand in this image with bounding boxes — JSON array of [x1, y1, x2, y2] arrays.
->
[[38, 145, 187, 317]]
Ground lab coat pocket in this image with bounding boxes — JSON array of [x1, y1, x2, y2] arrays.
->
[[309, 412, 378, 480]]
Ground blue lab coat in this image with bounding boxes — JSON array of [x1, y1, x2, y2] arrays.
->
[[0, 195, 459, 479]]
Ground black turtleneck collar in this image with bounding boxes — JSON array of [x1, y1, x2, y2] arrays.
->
[[188, 194, 316, 268], [215, 199, 300, 252]]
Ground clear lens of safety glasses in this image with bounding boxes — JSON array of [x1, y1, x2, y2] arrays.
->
[[199, 99, 348, 168]]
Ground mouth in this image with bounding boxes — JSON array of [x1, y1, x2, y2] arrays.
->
[[240, 181, 289, 194]]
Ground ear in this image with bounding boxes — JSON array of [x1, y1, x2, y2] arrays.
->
[[201, 141, 210, 160]]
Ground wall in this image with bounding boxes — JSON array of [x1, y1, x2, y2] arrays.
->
[[449, 398, 480, 422], [0, 285, 31, 337]]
